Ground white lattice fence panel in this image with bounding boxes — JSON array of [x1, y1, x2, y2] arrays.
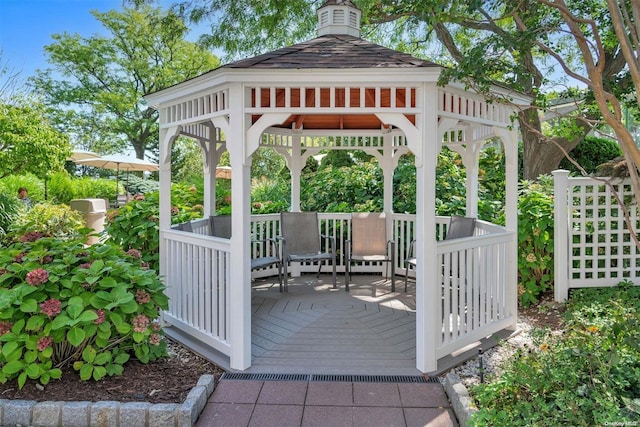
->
[[568, 179, 640, 286]]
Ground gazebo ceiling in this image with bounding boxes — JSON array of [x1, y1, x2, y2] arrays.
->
[[254, 113, 416, 130], [249, 85, 419, 130]]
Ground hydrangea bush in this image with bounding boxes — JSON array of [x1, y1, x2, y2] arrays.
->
[[0, 233, 169, 388]]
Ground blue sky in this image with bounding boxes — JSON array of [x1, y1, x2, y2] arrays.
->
[[0, 0, 210, 81]]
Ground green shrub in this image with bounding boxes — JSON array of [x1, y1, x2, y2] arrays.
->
[[0, 174, 44, 204], [105, 191, 200, 272], [560, 135, 622, 175], [302, 162, 383, 212], [124, 174, 159, 196], [251, 177, 290, 214], [517, 176, 555, 306], [0, 234, 169, 388], [471, 284, 640, 425], [0, 192, 23, 244], [9, 203, 86, 242]]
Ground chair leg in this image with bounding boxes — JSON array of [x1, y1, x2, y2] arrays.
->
[[283, 260, 288, 292], [345, 260, 350, 292], [277, 262, 284, 293], [391, 263, 396, 293], [332, 257, 337, 289]]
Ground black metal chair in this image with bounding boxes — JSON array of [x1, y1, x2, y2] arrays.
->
[[250, 238, 283, 291], [279, 211, 337, 292]]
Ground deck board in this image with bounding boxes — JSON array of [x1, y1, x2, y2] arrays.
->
[[245, 274, 421, 375]]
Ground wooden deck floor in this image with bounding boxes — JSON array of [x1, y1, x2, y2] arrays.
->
[[243, 274, 421, 376]]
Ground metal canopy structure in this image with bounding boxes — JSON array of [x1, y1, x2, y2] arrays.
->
[[145, 0, 530, 373]]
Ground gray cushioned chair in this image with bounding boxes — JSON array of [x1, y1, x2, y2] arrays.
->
[[279, 211, 337, 292], [404, 215, 476, 291], [345, 212, 396, 292]]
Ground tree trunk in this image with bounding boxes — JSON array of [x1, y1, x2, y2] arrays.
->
[[520, 107, 589, 180]]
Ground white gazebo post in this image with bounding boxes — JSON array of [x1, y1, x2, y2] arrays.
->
[[225, 82, 252, 370]]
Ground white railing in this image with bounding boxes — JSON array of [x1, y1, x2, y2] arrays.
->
[[162, 213, 514, 363], [435, 230, 515, 357], [162, 229, 231, 356], [554, 170, 640, 301]]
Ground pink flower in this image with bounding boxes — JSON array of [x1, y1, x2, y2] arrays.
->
[[78, 262, 93, 269], [151, 322, 162, 332], [26, 268, 49, 286], [93, 309, 106, 325], [133, 194, 145, 201], [14, 252, 26, 263], [37, 336, 53, 351], [126, 249, 142, 259], [0, 321, 12, 336], [149, 333, 161, 346], [135, 289, 151, 304], [171, 206, 179, 215], [42, 255, 54, 264], [40, 299, 61, 317], [140, 262, 150, 270], [133, 314, 149, 333]]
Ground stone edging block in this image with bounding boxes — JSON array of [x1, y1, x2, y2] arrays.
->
[[0, 374, 215, 427], [443, 372, 478, 427]]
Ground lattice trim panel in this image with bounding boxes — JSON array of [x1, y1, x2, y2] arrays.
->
[[569, 179, 640, 284]]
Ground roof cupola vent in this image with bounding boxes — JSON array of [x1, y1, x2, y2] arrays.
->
[[317, 0, 361, 38]]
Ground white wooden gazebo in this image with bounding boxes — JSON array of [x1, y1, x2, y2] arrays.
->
[[144, 0, 529, 373]]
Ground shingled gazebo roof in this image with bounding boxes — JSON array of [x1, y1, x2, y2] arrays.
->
[[223, 34, 441, 70]]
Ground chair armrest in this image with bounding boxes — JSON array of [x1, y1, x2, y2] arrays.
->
[[252, 238, 280, 257], [407, 240, 416, 257], [387, 240, 396, 260]]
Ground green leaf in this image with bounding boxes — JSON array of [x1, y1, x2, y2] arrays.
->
[[120, 299, 138, 314], [3, 360, 24, 375], [51, 314, 71, 330], [132, 332, 145, 343], [79, 363, 93, 381], [18, 372, 27, 389], [40, 372, 50, 385], [24, 350, 37, 364], [41, 346, 53, 359], [49, 368, 62, 379], [26, 315, 45, 331], [82, 346, 97, 363], [67, 327, 85, 347], [92, 366, 107, 381], [12, 319, 25, 334], [2, 341, 19, 358], [94, 351, 111, 366], [19, 298, 38, 313], [89, 259, 105, 274], [114, 352, 130, 365], [99, 277, 118, 288], [78, 310, 98, 323], [25, 363, 40, 379], [67, 296, 84, 319]]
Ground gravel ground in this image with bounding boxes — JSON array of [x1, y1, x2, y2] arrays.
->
[[441, 297, 566, 388]]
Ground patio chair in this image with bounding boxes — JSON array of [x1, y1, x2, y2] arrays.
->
[[251, 238, 283, 291], [404, 215, 476, 291], [345, 212, 396, 292], [209, 215, 232, 239], [279, 211, 337, 291]]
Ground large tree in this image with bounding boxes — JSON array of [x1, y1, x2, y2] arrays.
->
[[31, 5, 219, 159], [172, 0, 629, 179], [0, 100, 70, 179]]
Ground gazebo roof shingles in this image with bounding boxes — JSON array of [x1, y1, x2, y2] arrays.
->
[[223, 34, 440, 70]]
